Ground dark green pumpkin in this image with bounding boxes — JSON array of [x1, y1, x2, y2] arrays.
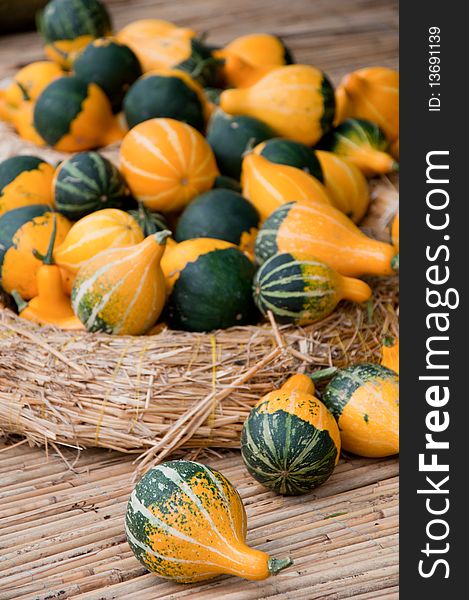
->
[[257, 138, 323, 182], [123, 73, 205, 131], [175, 189, 259, 248], [54, 151, 128, 219], [167, 246, 257, 331], [128, 204, 169, 237], [206, 110, 275, 179], [176, 38, 222, 88], [73, 38, 142, 112], [38, 0, 112, 43]]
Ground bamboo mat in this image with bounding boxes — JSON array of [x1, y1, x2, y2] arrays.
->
[[0, 441, 398, 600]]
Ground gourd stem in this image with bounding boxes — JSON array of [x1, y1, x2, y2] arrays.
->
[[308, 366, 338, 382], [32, 212, 57, 265], [383, 334, 396, 347], [153, 229, 172, 245], [268, 557, 293, 575], [11, 290, 28, 313]]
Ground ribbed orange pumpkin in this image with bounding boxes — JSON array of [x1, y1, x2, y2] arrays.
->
[[119, 118, 219, 212], [242, 153, 331, 222]]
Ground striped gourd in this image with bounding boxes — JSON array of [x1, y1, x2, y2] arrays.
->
[[37, 0, 112, 69], [254, 201, 397, 278], [0, 156, 54, 216], [241, 374, 341, 495], [128, 205, 169, 237], [241, 153, 331, 222], [253, 253, 371, 325], [125, 459, 292, 582], [220, 65, 335, 145], [72, 230, 170, 335], [323, 364, 399, 457], [54, 209, 144, 274], [53, 152, 129, 219], [119, 118, 219, 213]]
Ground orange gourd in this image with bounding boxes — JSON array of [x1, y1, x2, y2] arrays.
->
[[241, 153, 331, 222], [381, 336, 399, 374], [119, 118, 219, 212], [217, 54, 274, 88], [391, 212, 399, 251], [220, 65, 335, 145], [334, 67, 399, 142], [0, 156, 54, 216], [316, 150, 369, 223], [255, 200, 397, 278], [1, 62, 64, 110]]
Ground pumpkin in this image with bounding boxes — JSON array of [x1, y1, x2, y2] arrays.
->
[[206, 110, 275, 180], [220, 33, 294, 69], [0, 155, 54, 216], [253, 252, 372, 325], [72, 230, 170, 334], [391, 212, 399, 251], [381, 336, 399, 374], [212, 175, 242, 193], [34, 76, 125, 151], [220, 65, 335, 145], [73, 38, 142, 112], [117, 19, 196, 73], [0, 61, 63, 112], [54, 208, 143, 274], [123, 69, 208, 131], [254, 201, 397, 277], [175, 189, 259, 255], [125, 459, 293, 582], [119, 118, 219, 213], [241, 374, 340, 495], [37, 0, 112, 69], [318, 119, 398, 177], [128, 205, 169, 237], [241, 153, 331, 222], [53, 151, 129, 219], [0, 205, 71, 299], [316, 150, 369, 223], [254, 138, 324, 182], [334, 67, 399, 142], [323, 364, 399, 457], [162, 239, 257, 331]]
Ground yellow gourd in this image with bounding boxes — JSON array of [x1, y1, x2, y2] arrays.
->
[[316, 150, 369, 223], [72, 230, 171, 334], [335, 67, 399, 142], [0, 156, 54, 216], [241, 153, 331, 222], [381, 336, 399, 374], [220, 65, 335, 145], [217, 54, 274, 88], [220, 33, 292, 68]]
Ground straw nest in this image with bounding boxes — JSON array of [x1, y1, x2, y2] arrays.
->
[[0, 122, 399, 470]]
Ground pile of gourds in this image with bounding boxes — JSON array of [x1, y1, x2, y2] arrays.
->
[[0, 0, 399, 336]]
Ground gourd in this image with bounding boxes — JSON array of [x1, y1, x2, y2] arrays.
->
[[161, 239, 257, 331], [54, 209, 144, 274], [125, 459, 293, 582], [323, 364, 399, 457], [175, 189, 260, 255], [241, 374, 340, 495], [254, 138, 324, 182], [220, 33, 294, 69], [175, 38, 222, 88], [72, 230, 171, 334], [73, 38, 142, 113], [212, 175, 242, 193], [318, 118, 398, 177], [381, 336, 399, 374], [254, 201, 397, 278], [34, 76, 125, 151], [123, 69, 208, 131], [4, 102, 46, 147], [0, 204, 71, 299], [0, 155, 54, 216], [391, 213, 399, 251], [253, 252, 372, 325], [241, 153, 331, 222], [316, 150, 369, 223], [128, 204, 169, 237], [206, 110, 275, 180], [220, 65, 335, 145], [218, 55, 275, 89], [334, 67, 399, 142], [53, 151, 129, 219], [119, 118, 219, 213], [37, 0, 112, 69]]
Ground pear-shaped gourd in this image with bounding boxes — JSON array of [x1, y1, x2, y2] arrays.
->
[[255, 201, 397, 278], [220, 65, 335, 145], [242, 153, 331, 222], [72, 230, 171, 335], [241, 374, 341, 495], [126, 459, 293, 581]]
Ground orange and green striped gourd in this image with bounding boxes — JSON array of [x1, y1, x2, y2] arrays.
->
[[119, 118, 219, 213], [254, 201, 397, 278], [241, 374, 341, 495], [125, 459, 293, 581], [0, 156, 54, 216], [72, 230, 171, 334], [323, 364, 399, 457]]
